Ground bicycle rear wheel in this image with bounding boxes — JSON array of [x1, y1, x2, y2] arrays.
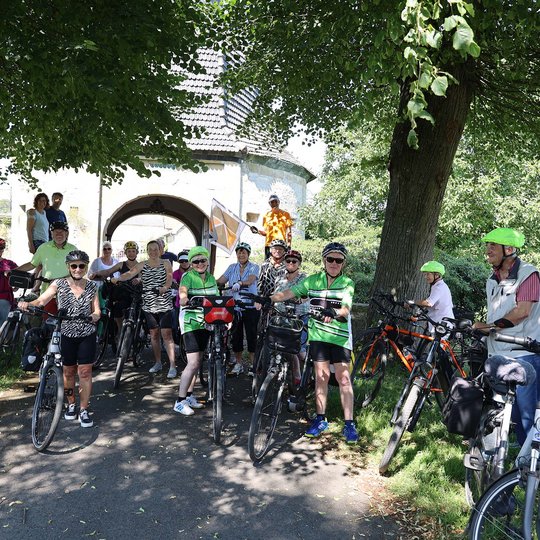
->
[[379, 380, 422, 475], [212, 355, 224, 444], [248, 367, 285, 463], [252, 345, 270, 402], [32, 364, 64, 452], [351, 338, 387, 409], [93, 316, 110, 368], [467, 468, 537, 539], [114, 325, 132, 390]]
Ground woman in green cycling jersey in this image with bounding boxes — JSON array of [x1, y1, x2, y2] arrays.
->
[[270, 242, 358, 444], [174, 246, 219, 415]]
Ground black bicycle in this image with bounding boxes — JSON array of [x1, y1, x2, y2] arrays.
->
[[113, 282, 147, 389], [26, 305, 92, 451], [93, 278, 117, 369]]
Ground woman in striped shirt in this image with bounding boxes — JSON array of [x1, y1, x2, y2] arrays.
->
[[112, 240, 176, 378]]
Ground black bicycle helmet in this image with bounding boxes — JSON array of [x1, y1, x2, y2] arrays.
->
[[269, 239, 288, 250], [235, 242, 252, 254], [322, 242, 348, 259], [65, 250, 90, 264], [50, 221, 69, 232]]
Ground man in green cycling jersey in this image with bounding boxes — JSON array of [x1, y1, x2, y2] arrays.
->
[[269, 242, 358, 444]]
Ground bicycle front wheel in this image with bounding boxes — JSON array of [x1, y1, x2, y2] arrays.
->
[[468, 468, 538, 539], [212, 355, 224, 444], [32, 364, 64, 452], [379, 380, 422, 475], [248, 367, 285, 463], [94, 317, 110, 368], [351, 338, 387, 409], [114, 325, 132, 390]]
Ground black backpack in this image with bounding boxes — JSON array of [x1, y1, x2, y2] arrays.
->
[[442, 376, 484, 438]]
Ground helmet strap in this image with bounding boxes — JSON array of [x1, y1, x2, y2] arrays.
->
[[494, 246, 517, 270]]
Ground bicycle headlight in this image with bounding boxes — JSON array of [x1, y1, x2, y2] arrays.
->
[[435, 324, 446, 335]]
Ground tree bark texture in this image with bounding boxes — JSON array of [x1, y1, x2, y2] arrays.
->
[[370, 62, 476, 305]]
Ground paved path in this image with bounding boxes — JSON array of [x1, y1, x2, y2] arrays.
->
[[0, 352, 402, 539]]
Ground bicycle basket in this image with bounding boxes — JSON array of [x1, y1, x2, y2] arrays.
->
[[9, 270, 35, 289], [266, 316, 303, 354], [202, 296, 235, 324], [20, 327, 47, 372]]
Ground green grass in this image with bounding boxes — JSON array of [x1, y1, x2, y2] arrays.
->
[[328, 363, 470, 538], [0, 346, 24, 391]]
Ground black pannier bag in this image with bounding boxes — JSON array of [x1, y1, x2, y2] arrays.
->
[[20, 327, 48, 372], [442, 376, 484, 438]]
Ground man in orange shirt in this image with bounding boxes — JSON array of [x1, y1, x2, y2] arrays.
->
[[251, 194, 293, 258]]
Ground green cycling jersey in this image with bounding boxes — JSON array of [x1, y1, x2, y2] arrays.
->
[[179, 270, 219, 334]]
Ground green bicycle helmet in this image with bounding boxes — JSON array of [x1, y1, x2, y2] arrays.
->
[[188, 246, 209, 262], [420, 261, 445, 276], [481, 228, 525, 248]]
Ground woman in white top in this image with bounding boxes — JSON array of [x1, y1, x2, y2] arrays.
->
[[89, 241, 119, 290], [26, 193, 50, 254]]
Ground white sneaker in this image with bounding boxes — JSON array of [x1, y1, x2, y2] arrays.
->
[[167, 366, 177, 379], [186, 395, 204, 409], [149, 363, 162, 374], [231, 363, 244, 376], [79, 409, 94, 428], [173, 399, 194, 416], [64, 403, 77, 420]]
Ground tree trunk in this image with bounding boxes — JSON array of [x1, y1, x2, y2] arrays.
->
[[370, 62, 476, 306]]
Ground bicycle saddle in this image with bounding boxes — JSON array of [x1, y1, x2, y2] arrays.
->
[[485, 355, 536, 387]]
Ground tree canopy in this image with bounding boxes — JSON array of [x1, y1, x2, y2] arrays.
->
[[0, 0, 212, 186]]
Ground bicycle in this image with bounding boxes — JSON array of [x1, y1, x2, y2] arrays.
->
[[468, 388, 540, 538], [93, 278, 117, 369], [26, 305, 92, 451], [0, 272, 52, 353], [352, 292, 476, 410], [246, 296, 327, 463], [378, 306, 467, 474], [189, 294, 238, 444], [464, 346, 536, 507], [113, 282, 148, 389]]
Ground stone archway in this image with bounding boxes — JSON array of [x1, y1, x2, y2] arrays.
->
[[102, 194, 216, 265]]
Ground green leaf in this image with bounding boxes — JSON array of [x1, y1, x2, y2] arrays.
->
[[403, 46, 416, 60], [453, 23, 474, 52], [430, 75, 448, 96], [417, 110, 435, 124], [418, 72, 432, 89], [407, 98, 425, 115], [407, 128, 419, 149], [426, 30, 442, 49], [467, 41, 481, 58], [443, 16, 459, 32]]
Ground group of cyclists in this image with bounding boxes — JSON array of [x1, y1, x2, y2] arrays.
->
[[10, 218, 540, 461]]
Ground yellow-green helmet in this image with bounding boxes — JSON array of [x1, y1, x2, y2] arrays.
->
[[188, 246, 209, 262], [420, 261, 445, 276], [481, 228, 525, 248]]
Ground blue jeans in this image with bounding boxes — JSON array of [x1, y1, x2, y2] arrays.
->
[[512, 353, 540, 445]]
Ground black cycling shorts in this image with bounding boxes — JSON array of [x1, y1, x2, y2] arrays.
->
[[309, 340, 351, 365], [144, 309, 174, 330], [183, 329, 211, 354], [61, 333, 97, 366]]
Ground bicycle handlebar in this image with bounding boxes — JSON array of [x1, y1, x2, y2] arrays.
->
[[491, 331, 540, 354], [26, 305, 95, 322]]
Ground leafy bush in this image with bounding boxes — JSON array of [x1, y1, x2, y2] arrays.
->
[[293, 228, 488, 314]]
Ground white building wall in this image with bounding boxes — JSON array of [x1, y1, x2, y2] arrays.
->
[[7, 157, 309, 275]]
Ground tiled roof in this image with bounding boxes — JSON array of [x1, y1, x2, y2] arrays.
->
[[179, 49, 313, 176]]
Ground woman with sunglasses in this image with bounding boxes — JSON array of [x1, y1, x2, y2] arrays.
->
[[89, 241, 119, 303], [273, 249, 308, 385], [112, 240, 176, 378], [18, 250, 101, 427], [174, 246, 219, 415], [269, 242, 358, 444]]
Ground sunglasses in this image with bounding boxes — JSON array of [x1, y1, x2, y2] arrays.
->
[[103, 247, 112, 251], [69, 263, 87, 270], [325, 256, 345, 264], [285, 259, 299, 264], [191, 259, 208, 265]]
